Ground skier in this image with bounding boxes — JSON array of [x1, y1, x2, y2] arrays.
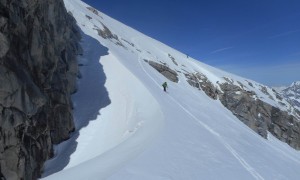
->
[[162, 82, 168, 92]]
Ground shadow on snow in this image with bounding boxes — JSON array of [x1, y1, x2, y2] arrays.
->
[[42, 31, 111, 177]]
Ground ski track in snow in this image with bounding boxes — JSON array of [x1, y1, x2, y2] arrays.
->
[[138, 57, 265, 180], [42, 1, 300, 179], [267, 134, 300, 165]]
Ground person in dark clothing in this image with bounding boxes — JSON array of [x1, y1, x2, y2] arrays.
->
[[162, 82, 168, 92]]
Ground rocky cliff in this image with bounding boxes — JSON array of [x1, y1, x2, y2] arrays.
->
[[146, 59, 300, 150], [0, 0, 81, 179], [185, 72, 300, 150]]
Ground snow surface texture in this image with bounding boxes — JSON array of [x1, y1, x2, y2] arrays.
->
[[42, 0, 300, 179]]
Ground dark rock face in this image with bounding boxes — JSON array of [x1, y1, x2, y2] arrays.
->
[[185, 72, 300, 150], [0, 0, 81, 179], [148, 61, 179, 83], [218, 83, 273, 138]]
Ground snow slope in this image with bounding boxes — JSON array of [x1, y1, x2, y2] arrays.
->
[[42, 0, 300, 179]]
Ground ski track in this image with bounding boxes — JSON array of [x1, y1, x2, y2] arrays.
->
[[266, 136, 300, 165], [188, 59, 300, 167], [138, 58, 265, 180]]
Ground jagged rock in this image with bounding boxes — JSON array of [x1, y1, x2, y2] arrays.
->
[[168, 53, 178, 66], [0, 32, 9, 58], [0, 65, 47, 116], [217, 82, 300, 149], [260, 85, 273, 100], [185, 72, 218, 99], [87, 6, 99, 16], [148, 61, 178, 83], [86, 15, 92, 20], [97, 23, 117, 40], [185, 73, 300, 150], [218, 83, 269, 138], [96, 23, 125, 48], [0, 0, 81, 179]]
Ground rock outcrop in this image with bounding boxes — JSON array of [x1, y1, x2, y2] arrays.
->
[[0, 0, 81, 179], [218, 82, 300, 149], [185, 72, 218, 100], [168, 54, 178, 66], [185, 72, 300, 150], [148, 61, 179, 83]]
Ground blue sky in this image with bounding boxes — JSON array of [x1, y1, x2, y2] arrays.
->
[[82, 0, 300, 86]]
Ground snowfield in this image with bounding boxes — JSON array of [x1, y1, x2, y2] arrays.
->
[[42, 0, 300, 179]]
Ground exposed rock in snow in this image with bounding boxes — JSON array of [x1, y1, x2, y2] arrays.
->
[[148, 61, 179, 83], [185, 72, 218, 100], [168, 53, 178, 66], [218, 82, 300, 149], [184, 74, 300, 149]]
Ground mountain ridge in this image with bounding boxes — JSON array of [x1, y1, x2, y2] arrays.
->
[[43, 0, 300, 179], [68, 0, 300, 148], [276, 81, 300, 110]]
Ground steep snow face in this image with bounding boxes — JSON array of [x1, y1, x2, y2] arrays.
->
[[43, 0, 300, 179]]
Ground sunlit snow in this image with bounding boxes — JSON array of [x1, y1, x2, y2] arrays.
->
[[42, 0, 300, 179]]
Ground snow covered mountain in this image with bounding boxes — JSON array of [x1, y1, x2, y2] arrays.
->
[[277, 81, 300, 110], [42, 0, 300, 179], [272, 86, 288, 93]]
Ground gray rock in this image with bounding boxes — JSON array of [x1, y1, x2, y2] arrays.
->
[[185, 73, 300, 150], [95, 23, 126, 48], [97, 23, 117, 40], [0, 32, 9, 58], [185, 72, 218, 99], [87, 6, 100, 16], [168, 53, 178, 66], [218, 82, 300, 150], [148, 61, 179, 83], [0, 0, 81, 179]]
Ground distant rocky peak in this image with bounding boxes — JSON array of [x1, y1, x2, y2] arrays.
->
[[291, 81, 300, 86], [282, 81, 300, 94], [279, 81, 300, 111], [289, 81, 300, 93]]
